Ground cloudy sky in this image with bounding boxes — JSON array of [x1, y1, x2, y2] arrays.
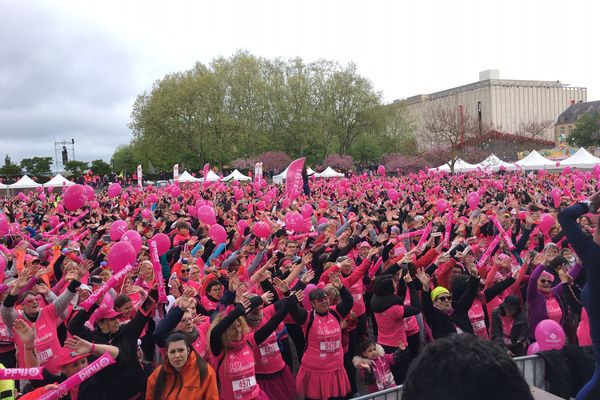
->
[[1, 0, 598, 167]]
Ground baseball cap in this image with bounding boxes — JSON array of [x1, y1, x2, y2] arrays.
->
[[56, 347, 89, 368]]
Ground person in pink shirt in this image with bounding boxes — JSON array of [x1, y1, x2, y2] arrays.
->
[[290, 273, 354, 400], [353, 339, 409, 394]]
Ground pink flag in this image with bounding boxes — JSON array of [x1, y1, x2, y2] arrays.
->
[[202, 163, 210, 188], [285, 158, 305, 200]]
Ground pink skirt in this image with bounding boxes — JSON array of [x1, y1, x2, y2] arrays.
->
[[296, 365, 350, 399], [256, 366, 296, 399]]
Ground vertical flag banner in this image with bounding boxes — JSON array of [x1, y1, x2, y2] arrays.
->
[[285, 158, 305, 200], [255, 162, 263, 183], [137, 165, 142, 189], [173, 164, 179, 185]]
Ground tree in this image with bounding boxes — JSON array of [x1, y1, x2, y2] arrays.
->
[[324, 154, 354, 170], [90, 159, 112, 176], [567, 113, 600, 147], [111, 144, 137, 173], [64, 161, 89, 178], [0, 156, 22, 179], [258, 151, 290, 172], [517, 120, 554, 140], [20, 157, 53, 177], [422, 105, 481, 173]]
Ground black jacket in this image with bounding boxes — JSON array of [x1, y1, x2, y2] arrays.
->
[[490, 306, 529, 356]]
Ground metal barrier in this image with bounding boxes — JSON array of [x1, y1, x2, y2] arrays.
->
[[352, 355, 545, 400]]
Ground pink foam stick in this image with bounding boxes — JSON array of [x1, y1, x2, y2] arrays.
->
[[490, 216, 516, 250], [368, 257, 383, 278], [0, 367, 44, 380], [416, 222, 433, 248], [79, 264, 134, 311], [289, 232, 318, 241], [395, 228, 426, 242], [46, 222, 65, 236], [72, 229, 89, 243], [38, 353, 115, 400], [443, 209, 453, 248], [476, 235, 501, 270], [149, 239, 168, 303]]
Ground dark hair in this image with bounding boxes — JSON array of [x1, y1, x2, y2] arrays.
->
[[402, 334, 533, 400], [309, 287, 327, 301], [114, 294, 132, 310], [548, 255, 568, 271], [153, 332, 208, 400], [358, 339, 376, 355], [175, 221, 190, 231], [372, 275, 395, 297]]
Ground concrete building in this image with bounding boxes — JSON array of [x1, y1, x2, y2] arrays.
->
[[555, 100, 600, 144], [405, 70, 587, 145]]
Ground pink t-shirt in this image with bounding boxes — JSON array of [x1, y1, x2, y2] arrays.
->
[[403, 291, 419, 336], [546, 296, 562, 325], [374, 305, 408, 347], [348, 279, 366, 317], [301, 311, 344, 372], [500, 314, 515, 346], [468, 298, 488, 339], [251, 305, 285, 375], [211, 336, 260, 400]]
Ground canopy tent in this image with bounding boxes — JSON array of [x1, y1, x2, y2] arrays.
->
[[200, 170, 220, 182], [223, 169, 252, 181], [0, 182, 8, 191], [515, 150, 556, 170], [43, 174, 75, 188], [559, 148, 600, 169], [476, 154, 517, 172], [430, 158, 478, 173], [177, 171, 200, 183], [9, 175, 42, 189], [314, 166, 344, 178], [273, 167, 315, 184]]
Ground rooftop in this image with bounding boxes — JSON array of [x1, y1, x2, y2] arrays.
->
[[556, 100, 600, 124]]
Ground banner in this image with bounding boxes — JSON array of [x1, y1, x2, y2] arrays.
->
[[202, 163, 210, 188], [285, 158, 305, 200], [173, 164, 179, 185], [254, 162, 263, 183], [136, 165, 142, 189], [38, 353, 116, 400], [0, 367, 44, 380]]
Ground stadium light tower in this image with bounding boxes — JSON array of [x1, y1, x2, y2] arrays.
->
[[54, 139, 75, 173]]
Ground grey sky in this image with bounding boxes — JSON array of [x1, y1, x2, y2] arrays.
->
[[1, 0, 598, 166]]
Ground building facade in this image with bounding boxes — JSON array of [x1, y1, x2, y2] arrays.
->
[[405, 70, 587, 145], [554, 100, 600, 144]]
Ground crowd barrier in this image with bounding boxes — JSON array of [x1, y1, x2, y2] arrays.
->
[[353, 355, 546, 400]]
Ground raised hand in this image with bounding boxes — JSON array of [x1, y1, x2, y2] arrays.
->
[[64, 335, 92, 356], [260, 291, 274, 305], [13, 319, 35, 346], [415, 268, 430, 291], [301, 269, 315, 284]]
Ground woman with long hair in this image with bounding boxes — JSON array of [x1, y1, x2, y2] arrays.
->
[[146, 332, 218, 400]]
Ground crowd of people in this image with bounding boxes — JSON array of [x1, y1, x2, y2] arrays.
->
[[0, 165, 598, 399]]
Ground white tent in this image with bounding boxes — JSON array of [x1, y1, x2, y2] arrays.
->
[[315, 166, 344, 178], [476, 154, 517, 172], [178, 171, 200, 183], [515, 150, 556, 170], [559, 148, 600, 169], [9, 175, 42, 189], [273, 167, 315, 184], [199, 170, 220, 182], [430, 158, 478, 173], [43, 174, 75, 188], [223, 169, 252, 181]]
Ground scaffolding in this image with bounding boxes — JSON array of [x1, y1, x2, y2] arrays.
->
[[54, 139, 75, 174]]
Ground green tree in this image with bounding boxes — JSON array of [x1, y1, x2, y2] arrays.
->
[[567, 113, 600, 147], [90, 159, 112, 176], [64, 160, 89, 178], [111, 144, 137, 174], [20, 156, 53, 177], [0, 156, 22, 178]]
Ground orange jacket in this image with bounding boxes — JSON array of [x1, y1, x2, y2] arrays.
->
[[146, 351, 218, 400]]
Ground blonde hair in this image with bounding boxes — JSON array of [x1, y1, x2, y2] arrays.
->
[[207, 311, 250, 351]]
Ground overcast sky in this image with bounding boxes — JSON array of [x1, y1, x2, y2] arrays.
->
[[1, 0, 598, 167]]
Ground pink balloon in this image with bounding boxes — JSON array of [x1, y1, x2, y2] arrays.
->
[[83, 185, 95, 201], [527, 342, 540, 355], [432, 184, 441, 194], [141, 208, 153, 220], [0, 216, 8, 235], [107, 241, 137, 273], [109, 220, 128, 241], [234, 189, 243, 201], [281, 198, 291, 209], [256, 201, 266, 211], [187, 205, 197, 218], [171, 186, 181, 197], [197, 205, 216, 225], [107, 183, 122, 199], [467, 192, 480, 209], [252, 221, 271, 239], [146, 194, 158, 205], [573, 178, 583, 193], [414, 184, 422, 193], [171, 203, 180, 212], [56, 205, 64, 214], [48, 215, 60, 228], [318, 200, 328, 209], [387, 189, 399, 202], [39, 193, 46, 202], [535, 319, 566, 351], [237, 219, 249, 234], [285, 212, 304, 232], [120, 230, 142, 253], [301, 204, 314, 219], [151, 233, 171, 256], [550, 188, 562, 208], [121, 193, 129, 202], [377, 165, 386, 177], [8, 223, 19, 235], [47, 186, 54, 193], [89, 201, 99, 209], [435, 199, 448, 213], [209, 224, 227, 244], [593, 164, 600, 178], [63, 184, 87, 211], [318, 217, 328, 225], [539, 213, 556, 234]]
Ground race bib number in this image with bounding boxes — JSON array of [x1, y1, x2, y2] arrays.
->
[[37, 348, 53, 363], [377, 371, 396, 390], [352, 293, 363, 301], [259, 342, 279, 358], [232, 376, 256, 394], [320, 340, 340, 353], [503, 337, 512, 346], [472, 320, 486, 330]]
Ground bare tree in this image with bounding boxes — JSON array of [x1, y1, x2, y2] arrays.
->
[[422, 104, 480, 172], [517, 120, 554, 140]]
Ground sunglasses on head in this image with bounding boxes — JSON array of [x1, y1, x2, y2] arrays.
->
[[436, 295, 452, 302]]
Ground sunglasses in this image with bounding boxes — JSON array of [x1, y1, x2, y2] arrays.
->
[[180, 269, 190, 273], [539, 279, 552, 284], [436, 295, 452, 302]]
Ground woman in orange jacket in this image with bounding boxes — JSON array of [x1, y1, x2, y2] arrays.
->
[[146, 332, 218, 400]]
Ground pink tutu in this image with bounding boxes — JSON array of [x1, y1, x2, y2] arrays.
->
[[256, 366, 296, 399], [296, 365, 350, 399]]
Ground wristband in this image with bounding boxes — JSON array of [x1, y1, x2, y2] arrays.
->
[[90, 343, 96, 354]]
